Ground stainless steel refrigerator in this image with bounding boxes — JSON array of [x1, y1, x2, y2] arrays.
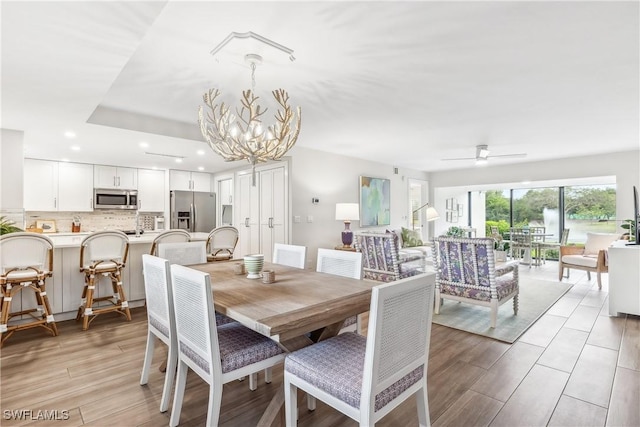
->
[[170, 190, 216, 232]]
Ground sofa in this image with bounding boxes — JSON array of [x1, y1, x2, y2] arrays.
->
[[387, 227, 433, 265]]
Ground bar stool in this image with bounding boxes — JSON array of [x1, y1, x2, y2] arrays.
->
[[76, 230, 131, 330], [0, 232, 58, 346], [149, 229, 190, 256]]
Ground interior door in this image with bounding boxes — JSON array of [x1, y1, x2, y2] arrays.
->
[[237, 172, 260, 257]]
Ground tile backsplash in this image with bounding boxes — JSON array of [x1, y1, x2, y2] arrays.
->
[[26, 211, 160, 233]]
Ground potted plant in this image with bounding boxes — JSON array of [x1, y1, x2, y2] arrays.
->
[[0, 216, 23, 235], [445, 226, 465, 237], [621, 219, 636, 242]]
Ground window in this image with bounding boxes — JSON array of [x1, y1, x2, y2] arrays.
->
[[564, 184, 617, 243]]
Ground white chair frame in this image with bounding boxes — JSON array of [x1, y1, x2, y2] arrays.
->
[[316, 248, 363, 334], [139, 255, 176, 412], [273, 243, 307, 269], [157, 241, 207, 266], [284, 273, 435, 426], [169, 265, 286, 427]]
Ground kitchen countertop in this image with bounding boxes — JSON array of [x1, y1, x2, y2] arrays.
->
[[46, 231, 209, 248]]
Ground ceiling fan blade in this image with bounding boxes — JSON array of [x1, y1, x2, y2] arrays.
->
[[441, 156, 477, 161], [489, 153, 527, 159]]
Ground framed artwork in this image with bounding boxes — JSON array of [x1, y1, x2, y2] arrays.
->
[[36, 219, 57, 233], [446, 198, 456, 210], [359, 176, 391, 227], [457, 204, 464, 216]]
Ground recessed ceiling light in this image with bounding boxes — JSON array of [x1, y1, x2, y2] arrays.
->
[[175, 158, 183, 163], [61, 158, 70, 162], [152, 166, 158, 170], [198, 166, 205, 171], [70, 145, 80, 151], [139, 142, 149, 148], [521, 180, 531, 185], [64, 131, 76, 138], [197, 149, 205, 156]]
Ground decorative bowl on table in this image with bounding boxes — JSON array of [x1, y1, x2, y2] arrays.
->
[[243, 254, 264, 279]]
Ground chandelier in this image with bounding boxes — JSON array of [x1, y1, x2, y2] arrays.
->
[[198, 32, 301, 185]]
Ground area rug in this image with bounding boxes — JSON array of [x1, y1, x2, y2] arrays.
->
[[431, 278, 573, 343]]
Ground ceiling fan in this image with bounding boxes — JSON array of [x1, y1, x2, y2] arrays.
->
[[442, 144, 527, 165]]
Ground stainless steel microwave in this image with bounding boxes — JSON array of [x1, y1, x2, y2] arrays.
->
[[94, 189, 138, 210]]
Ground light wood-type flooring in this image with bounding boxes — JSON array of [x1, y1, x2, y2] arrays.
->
[[1, 261, 638, 426]]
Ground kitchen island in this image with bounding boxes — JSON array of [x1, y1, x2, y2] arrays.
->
[[15, 231, 209, 321]]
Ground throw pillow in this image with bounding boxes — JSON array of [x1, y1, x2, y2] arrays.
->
[[583, 232, 620, 255], [401, 227, 423, 248]]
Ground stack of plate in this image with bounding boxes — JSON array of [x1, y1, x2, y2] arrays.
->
[[243, 254, 264, 279]]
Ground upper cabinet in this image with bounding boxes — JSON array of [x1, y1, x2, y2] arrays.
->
[[170, 170, 211, 192], [219, 178, 233, 205], [24, 159, 93, 212], [137, 168, 165, 212], [24, 159, 58, 211], [94, 165, 137, 189], [58, 162, 94, 211]]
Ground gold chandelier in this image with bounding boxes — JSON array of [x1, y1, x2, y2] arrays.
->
[[198, 33, 301, 185]]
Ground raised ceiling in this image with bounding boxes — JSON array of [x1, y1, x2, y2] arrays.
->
[[2, 1, 638, 173]]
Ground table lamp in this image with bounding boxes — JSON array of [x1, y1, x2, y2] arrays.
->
[[335, 203, 359, 247]]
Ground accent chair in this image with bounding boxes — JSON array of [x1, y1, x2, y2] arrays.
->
[[431, 236, 519, 328]]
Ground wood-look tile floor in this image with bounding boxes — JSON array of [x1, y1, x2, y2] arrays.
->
[[1, 262, 638, 426]]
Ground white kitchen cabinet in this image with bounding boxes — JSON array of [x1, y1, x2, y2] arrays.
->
[[58, 162, 94, 211], [170, 170, 211, 192], [24, 159, 93, 212], [236, 164, 288, 261], [608, 245, 640, 317], [24, 159, 58, 211], [94, 165, 137, 189], [137, 168, 165, 212], [260, 166, 286, 262], [219, 178, 233, 205], [237, 172, 261, 257]]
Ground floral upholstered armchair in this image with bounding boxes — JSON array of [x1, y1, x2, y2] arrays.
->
[[431, 236, 519, 328], [354, 232, 424, 282]]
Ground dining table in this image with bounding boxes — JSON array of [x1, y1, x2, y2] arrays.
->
[[189, 259, 381, 426]]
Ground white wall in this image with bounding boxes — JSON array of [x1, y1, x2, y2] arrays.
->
[[1, 128, 25, 210], [429, 150, 640, 236], [288, 146, 429, 267]]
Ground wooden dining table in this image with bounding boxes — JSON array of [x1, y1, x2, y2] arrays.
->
[[190, 260, 380, 426]]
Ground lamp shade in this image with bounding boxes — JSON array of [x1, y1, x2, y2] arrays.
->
[[335, 203, 359, 221], [426, 207, 440, 221]]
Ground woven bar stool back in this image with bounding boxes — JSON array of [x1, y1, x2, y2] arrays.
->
[[76, 230, 131, 330], [0, 232, 58, 346]]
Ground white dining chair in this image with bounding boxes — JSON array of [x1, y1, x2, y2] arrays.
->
[[150, 229, 191, 256], [157, 241, 207, 266], [284, 273, 435, 427], [273, 243, 307, 269], [169, 264, 286, 427], [157, 241, 234, 327], [139, 255, 176, 413], [316, 248, 363, 334]]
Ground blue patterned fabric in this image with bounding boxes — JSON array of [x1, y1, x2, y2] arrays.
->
[[217, 322, 285, 374], [432, 236, 519, 307], [285, 332, 424, 411], [355, 233, 423, 282], [215, 312, 236, 326]]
